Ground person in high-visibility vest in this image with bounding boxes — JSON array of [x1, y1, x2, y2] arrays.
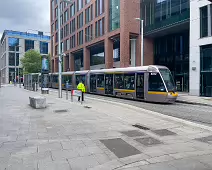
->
[[77, 81, 86, 101]]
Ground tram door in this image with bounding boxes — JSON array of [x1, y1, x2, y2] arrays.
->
[[136, 73, 144, 99], [105, 74, 113, 95], [90, 75, 97, 92]]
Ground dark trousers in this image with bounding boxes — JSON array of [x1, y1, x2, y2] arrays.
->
[[78, 92, 84, 101]]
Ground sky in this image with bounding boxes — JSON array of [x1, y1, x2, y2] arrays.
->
[[0, 0, 50, 38]]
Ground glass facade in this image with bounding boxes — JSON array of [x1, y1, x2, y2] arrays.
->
[[200, 45, 212, 97], [8, 38, 19, 51], [200, 5, 212, 38], [109, 0, 120, 31], [154, 31, 189, 92], [141, 0, 190, 33], [25, 40, 34, 52], [40, 42, 48, 54], [9, 53, 19, 66]]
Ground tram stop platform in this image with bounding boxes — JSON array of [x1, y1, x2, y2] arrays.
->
[[1, 86, 212, 170]]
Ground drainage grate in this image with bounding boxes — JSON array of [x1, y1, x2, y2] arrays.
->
[[84, 106, 92, 109], [132, 124, 150, 130], [54, 109, 68, 113]]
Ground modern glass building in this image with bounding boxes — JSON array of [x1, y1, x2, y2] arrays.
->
[[0, 30, 50, 84], [141, 0, 190, 92]]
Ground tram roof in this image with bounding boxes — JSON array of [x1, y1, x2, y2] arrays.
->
[[89, 65, 167, 73]]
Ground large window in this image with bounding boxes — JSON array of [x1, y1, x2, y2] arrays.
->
[[64, 23, 69, 37], [70, 35, 76, 48], [25, 40, 34, 51], [8, 38, 19, 51], [85, 5, 93, 24], [109, 0, 120, 31], [70, 19, 76, 33], [70, 3, 75, 17], [85, 25, 93, 42], [95, 0, 104, 17], [77, 0, 83, 11], [64, 10, 69, 23], [200, 6, 208, 38], [51, 0, 54, 21], [142, 0, 189, 33], [78, 30, 83, 45], [95, 18, 104, 37], [77, 12, 84, 29], [114, 74, 135, 90], [9, 53, 19, 66], [200, 45, 212, 97], [97, 74, 104, 87], [148, 73, 166, 92], [40, 42, 48, 54]]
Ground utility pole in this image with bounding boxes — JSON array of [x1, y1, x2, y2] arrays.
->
[[58, 0, 62, 98]]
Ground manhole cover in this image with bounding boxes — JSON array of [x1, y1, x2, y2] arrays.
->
[[54, 109, 68, 113], [121, 130, 146, 137], [84, 106, 92, 109], [132, 124, 150, 130], [152, 129, 176, 136], [135, 137, 162, 146]]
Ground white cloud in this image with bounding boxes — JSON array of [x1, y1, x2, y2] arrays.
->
[[0, 0, 50, 37]]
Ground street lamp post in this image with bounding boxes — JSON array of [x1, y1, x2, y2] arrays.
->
[[57, 0, 73, 98], [135, 18, 144, 66], [14, 46, 17, 86]]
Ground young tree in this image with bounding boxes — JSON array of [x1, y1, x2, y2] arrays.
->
[[21, 50, 42, 74]]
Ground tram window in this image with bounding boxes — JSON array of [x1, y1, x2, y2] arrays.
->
[[114, 74, 124, 89], [124, 74, 135, 90], [97, 74, 104, 87], [53, 75, 58, 83], [148, 73, 166, 92], [76, 75, 85, 85]]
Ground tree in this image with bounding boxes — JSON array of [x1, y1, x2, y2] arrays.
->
[[21, 50, 42, 74]]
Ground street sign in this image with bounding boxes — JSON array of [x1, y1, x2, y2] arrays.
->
[[72, 90, 82, 97]]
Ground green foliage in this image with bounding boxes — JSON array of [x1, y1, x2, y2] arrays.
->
[[21, 50, 42, 74]]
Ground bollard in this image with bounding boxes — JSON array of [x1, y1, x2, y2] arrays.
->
[[71, 89, 73, 102], [66, 82, 69, 100], [19, 82, 21, 88]]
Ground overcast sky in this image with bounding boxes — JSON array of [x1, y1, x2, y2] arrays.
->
[[0, 0, 50, 38]]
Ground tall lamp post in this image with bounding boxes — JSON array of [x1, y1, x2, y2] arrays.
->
[[57, 0, 73, 98], [135, 18, 144, 66], [14, 45, 22, 86]]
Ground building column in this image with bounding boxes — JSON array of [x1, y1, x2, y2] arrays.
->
[[105, 38, 113, 69], [83, 47, 90, 70], [70, 53, 75, 71], [130, 39, 136, 67], [51, 59, 54, 73], [120, 31, 130, 67], [143, 38, 154, 65]]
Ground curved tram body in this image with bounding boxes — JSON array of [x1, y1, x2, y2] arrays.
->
[[49, 65, 178, 103]]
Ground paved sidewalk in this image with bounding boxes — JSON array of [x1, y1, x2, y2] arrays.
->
[[1, 87, 212, 170], [177, 93, 212, 107]]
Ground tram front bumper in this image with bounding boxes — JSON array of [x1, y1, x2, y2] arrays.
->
[[165, 92, 178, 103]]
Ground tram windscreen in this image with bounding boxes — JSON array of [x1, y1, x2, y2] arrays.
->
[[159, 69, 176, 92]]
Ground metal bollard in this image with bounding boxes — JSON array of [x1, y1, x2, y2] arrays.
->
[[19, 82, 21, 88]]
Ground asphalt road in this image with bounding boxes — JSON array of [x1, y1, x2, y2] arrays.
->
[[85, 93, 212, 127]]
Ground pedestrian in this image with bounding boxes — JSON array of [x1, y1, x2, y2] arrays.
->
[[77, 81, 86, 102]]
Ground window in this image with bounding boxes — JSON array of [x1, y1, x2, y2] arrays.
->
[[40, 42, 48, 54], [55, 45, 58, 55], [109, 0, 120, 31], [51, 0, 54, 21], [70, 3, 75, 17], [85, 5, 93, 24], [61, 28, 64, 40], [76, 75, 85, 84], [86, 0, 91, 4], [55, 7, 58, 18], [200, 6, 208, 38], [60, 15, 64, 26], [9, 53, 19, 66], [123, 74, 135, 90], [114, 74, 124, 89], [85, 25, 93, 42], [25, 40, 34, 51], [64, 24, 69, 37], [97, 74, 104, 87], [77, 12, 84, 29], [95, 0, 104, 17], [70, 19, 76, 33], [55, 32, 58, 43], [64, 10, 69, 23], [78, 30, 83, 45], [70, 35, 76, 48], [148, 73, 166, 92], [77, 0, 83, 11], [51, 23, 55, 32], [95, 18, 104, 37], [65, 39, 70, 51], [55, 20, 58, 30], [8, 38, 19, 51]]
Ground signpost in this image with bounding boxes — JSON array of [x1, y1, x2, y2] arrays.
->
[[41, 55, 49, 94]]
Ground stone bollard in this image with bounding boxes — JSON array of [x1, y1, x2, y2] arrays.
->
[[29, 96, 46, 109]]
